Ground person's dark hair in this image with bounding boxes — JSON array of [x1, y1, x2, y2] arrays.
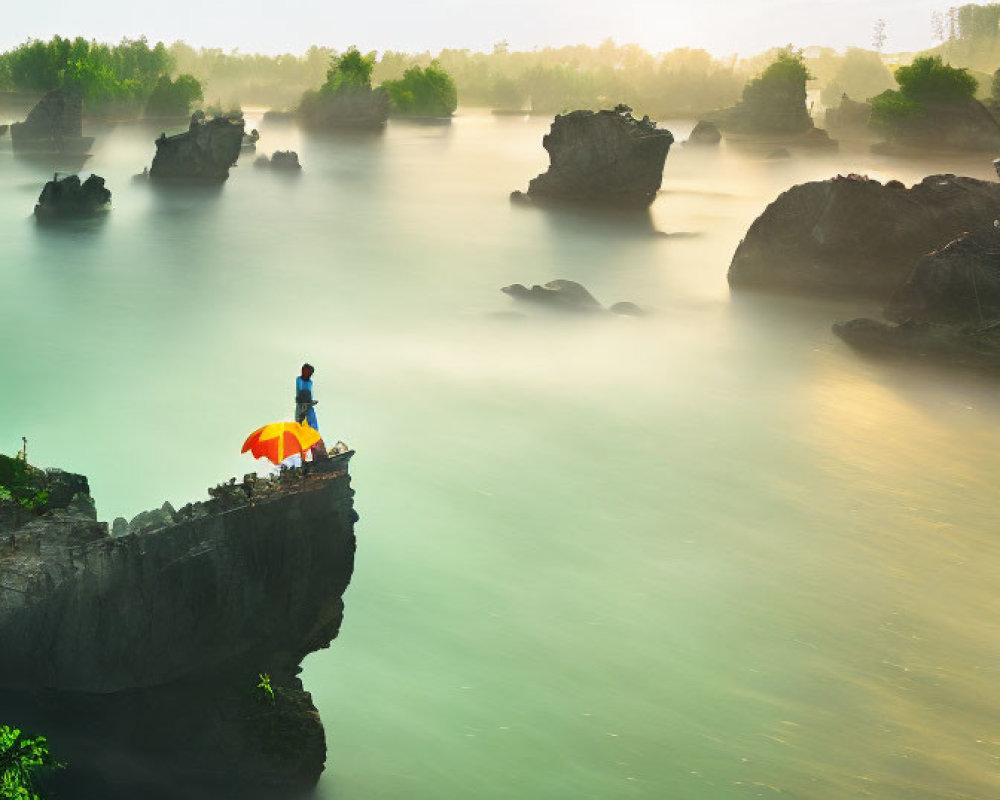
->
[[301, 363, 314, 375]]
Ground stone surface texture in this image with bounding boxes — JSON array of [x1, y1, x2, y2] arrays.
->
[[150, 112, 245, 181], [514, 106, 673, 208], [728, 173, 1000, 300]]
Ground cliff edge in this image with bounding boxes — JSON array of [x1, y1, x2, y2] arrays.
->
[[0, 455, 358, 798]]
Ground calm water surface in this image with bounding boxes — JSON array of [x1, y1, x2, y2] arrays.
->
[[0, 110, 998, 799]]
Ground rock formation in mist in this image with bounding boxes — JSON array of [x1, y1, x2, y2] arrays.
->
[[511, 106, 673, 209], [824, 94, 872, 133], [685, 120, 722, 146], [0, 453, 358, 798], [728, 173, 1000, 300], [255, 150, 302, 170], [34, 173, 111, 218], [502, 279, 643, 315], [10, 90, 93, 153], [833, 226, 1000, 370], [297, 87, 390, 131], [149, 111, 245, 181]]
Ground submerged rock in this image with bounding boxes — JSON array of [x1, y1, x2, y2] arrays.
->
[[149, 111, 245, 181], [255, 150, 302, 170], [10, 90, 93, 153], [728, 173, 1000, 300], [512, 105, 673, 209], [502, 279, 643, 315], [0, 454, 358, 797], [34, 173, 111, 218]]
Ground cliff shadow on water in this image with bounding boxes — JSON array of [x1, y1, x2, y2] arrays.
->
[[0, 454, 359, 799]]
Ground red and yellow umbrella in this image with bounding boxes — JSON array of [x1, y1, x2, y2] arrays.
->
[[241, 421, 321, 465]]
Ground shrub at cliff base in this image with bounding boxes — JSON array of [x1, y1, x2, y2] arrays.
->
[[145, 74, 203, 117], [1, 724, 58, 800], [382, 63, 458, 116], [871, 56, 978, 138]]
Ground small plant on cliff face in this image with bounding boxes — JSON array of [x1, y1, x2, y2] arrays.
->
[[256, 673, 275, 704], [0, 725, 58, 800]]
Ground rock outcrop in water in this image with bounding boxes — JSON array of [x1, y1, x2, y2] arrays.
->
[[297, 87, 390, 131], [685, 120, 722, 146], [833, 227, 1000, 370], [511, 106, 673, 209], [502, 279, 644, 315], [10, 90, 93, 153], [0, 452, 358, 798], [255, 150, 302, 170], [149, 111, 245, 181], [33, 173, 111, 218], [728, 173, 1000, 300]]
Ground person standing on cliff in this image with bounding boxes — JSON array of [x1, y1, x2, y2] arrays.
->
[[295, 363, 326, 459]]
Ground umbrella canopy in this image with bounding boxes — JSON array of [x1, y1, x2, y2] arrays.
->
[[241, 421, 321, 465]]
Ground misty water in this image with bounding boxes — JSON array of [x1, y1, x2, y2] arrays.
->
[[1, 111, 999, 799]]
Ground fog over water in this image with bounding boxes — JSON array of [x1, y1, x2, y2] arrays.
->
[[1, 110, 998, 798]]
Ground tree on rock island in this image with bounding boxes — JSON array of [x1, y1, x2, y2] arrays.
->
[[718, 48, 813, 134], [382, 63, 458, 116]]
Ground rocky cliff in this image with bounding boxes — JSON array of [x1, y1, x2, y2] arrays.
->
[[297, 87, 390, 131], [512, 106, 673, 209], [149, 111, 245, 181], [0, 455, 358, 798], [728, 174, 1000, 300]]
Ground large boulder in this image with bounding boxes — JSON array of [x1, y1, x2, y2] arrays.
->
[[149, 111, 245, 181], [10, 90, 93, 153], [512, 105, 673, 209], [686, 120, 722, 146], [728, 173, 1000, 300], [886, 227, 1000, 323], [33, 173, 111, 218]]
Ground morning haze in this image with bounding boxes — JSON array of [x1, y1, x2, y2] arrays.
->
[[1, 2, 999, 800]]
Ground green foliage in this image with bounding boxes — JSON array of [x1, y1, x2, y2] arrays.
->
[[323, 48, 376, 94], [869, 89, 922, 135], [0, 36, 173, 115], [992, 68, 1000, 100], [145, 73, 203, 116], [894, 56, 977, 101], [382, 63, 458, 116], [869, 56, 978, 138], [742, 48, 812, 104], [0, 456, 48, 513], [728, 47, 813, 133], [256, 673, 275, 703], [0, 725, 57, 800]]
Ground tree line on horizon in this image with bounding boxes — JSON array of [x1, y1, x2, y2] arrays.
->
[[4, 5, 1000, 121]]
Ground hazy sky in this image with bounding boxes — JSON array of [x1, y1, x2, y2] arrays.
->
[[2, 0, 946, 56]]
